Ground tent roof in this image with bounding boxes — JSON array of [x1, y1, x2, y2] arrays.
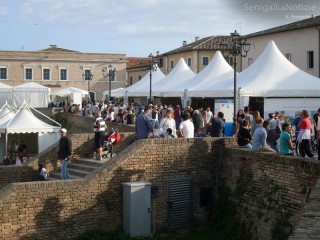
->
[[187, 51, 235, 97], [0, 103, 15, 125], [0, 82, 13, 89], [152, 58, 196, 97], [125, 66, 165, 97], [14, 82, 51, 92], [239, 40, 320, 97], [0, 102, 60, 134], [52, 87, 88, 96]]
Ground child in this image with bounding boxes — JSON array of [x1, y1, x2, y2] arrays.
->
[[3, 155, 10, 165], [164, 128, 175, 139], [38, 163, 49, 181]]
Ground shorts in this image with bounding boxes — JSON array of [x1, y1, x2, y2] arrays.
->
[[95, 131, 105, 149]]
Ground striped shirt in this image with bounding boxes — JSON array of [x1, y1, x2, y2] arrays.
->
[[94, 117, 106, 132]]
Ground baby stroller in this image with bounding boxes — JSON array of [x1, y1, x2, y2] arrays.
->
[[102, 129, 121, 158]]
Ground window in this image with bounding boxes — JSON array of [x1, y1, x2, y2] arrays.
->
[[159, 58, 163, 68], [138, 76, 142, 80], [170, 60, 174, 69], [130, 77, 133, 85], [248, 58, 253, 66], [285, 53, 292, 62], [83, 69, 93, 81], [187, 57, 192, 67], [0, 67, 8, 80], [42, 68, 51, 80], [307, 51, 314, 68], [59, 68, 68, 81], [25, 68, 33, 80], [202, 56, 209, 66], [224, 56, 234, 66]]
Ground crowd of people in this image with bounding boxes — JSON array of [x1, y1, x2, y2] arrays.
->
[[237, 108, 319, 159], [51, 99, 319, 161]]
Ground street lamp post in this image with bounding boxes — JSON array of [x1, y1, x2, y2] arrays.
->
[[82, 71, 93, 103], [141, 53, 158, 105], [220, 30, 250, 136], [102, 64, 116, 103]]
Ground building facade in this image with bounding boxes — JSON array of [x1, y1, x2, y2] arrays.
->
[[243, 16, 320, 78], [155, 36, 241, 75], [0, 45, 127, 102]]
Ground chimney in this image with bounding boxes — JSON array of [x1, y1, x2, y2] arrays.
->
[[195, 36, 200, 41], [156, 51, 160, 55], [182, 40, 187, 46]]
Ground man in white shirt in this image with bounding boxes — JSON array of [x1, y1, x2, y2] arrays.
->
[[206, 107, 213, 119], [179, 113, 194, 138]]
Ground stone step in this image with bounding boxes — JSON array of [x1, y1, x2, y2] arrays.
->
[[68, 162, 99, 172], [48, 172, 82, 180], [48, 157, 111, 180], [71, 158, 106, 167]]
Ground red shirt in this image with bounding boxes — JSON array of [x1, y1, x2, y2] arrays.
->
[[299, 117, 311, 130]]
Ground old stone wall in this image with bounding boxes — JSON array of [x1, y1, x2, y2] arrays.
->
[[0, 137, 226, 239], [220, 148, 320, 240], [0, 132, 135, 188], [0, 136, 319, 239]]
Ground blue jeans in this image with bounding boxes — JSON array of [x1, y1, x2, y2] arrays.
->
[[61, 158, 69, 180], [151, 120, 159, 129], [239, 143, 252, 149]]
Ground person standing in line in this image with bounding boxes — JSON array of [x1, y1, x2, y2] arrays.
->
[[279, 123, 294, 156], [313, 108, 320, 140], [174, 105, 182, 129], [151, 104, 160, 129], [179, 113, 194, 138], [208, 112, 225, 137], [135, 106, 154, 139], [58, 128, 72, 180], [297, 110, 314, 158], [237, 120, 252, 149], [94, 111, 106, 160], [250, 110, 264, 135], [244, 106, 253, 128]]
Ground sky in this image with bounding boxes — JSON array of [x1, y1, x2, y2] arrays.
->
[[1, 0, 320, 57]]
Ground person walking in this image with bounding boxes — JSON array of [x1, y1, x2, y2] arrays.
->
[[58, 128, 72, 180]]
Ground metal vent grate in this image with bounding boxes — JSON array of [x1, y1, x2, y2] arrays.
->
[[167, 177, 193, 229]]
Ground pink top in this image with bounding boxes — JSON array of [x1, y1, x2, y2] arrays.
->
[[300, 118, 311, 130]]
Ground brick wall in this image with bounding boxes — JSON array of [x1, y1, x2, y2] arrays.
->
[[0, 132, 135, 188], [0, 137, 225, 239], [220, 147, 320, 239], [0, 137, 319, 239]]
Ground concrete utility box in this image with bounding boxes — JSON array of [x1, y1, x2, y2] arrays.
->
[[122, 181, 151, 237]]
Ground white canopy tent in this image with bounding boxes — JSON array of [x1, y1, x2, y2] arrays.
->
[[187, 51, 235, 98], [0, 101, 61, 161], [152, 58, 196, 97], [239, 40, 320, 98], [237, 40, 320, 117], [13, 82, 51, 108], [0, 83, 13, 107], [124, 65, 165, 97], [52, 87, 88, 105], [102, 88, 125, 100], [52, 87, 88, 96]]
